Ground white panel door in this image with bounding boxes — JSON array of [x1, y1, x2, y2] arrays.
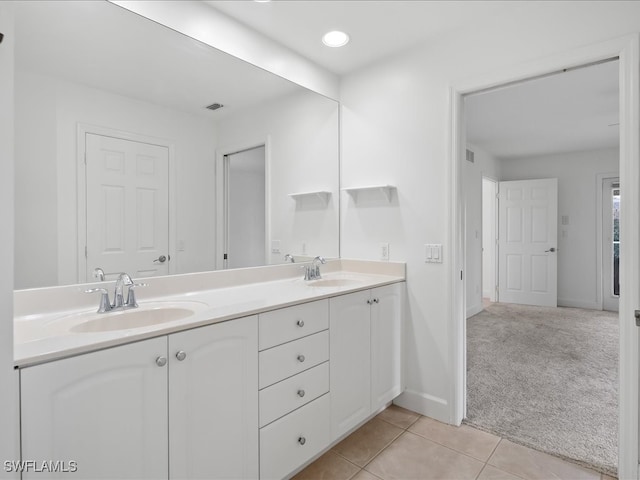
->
[[168, 316, 258, 480], [85, 133, 169, 280], [498, 178, 558, 307], [21, 337, 169, 480]]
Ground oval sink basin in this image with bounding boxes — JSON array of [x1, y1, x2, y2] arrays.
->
[[71, 307, 196, 333], [307, 278, 362, 288]]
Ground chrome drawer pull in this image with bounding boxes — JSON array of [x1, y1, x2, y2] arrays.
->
[[297, 389, 306, 398], [298, 436, 306, 446], [296, 319, 305, 327], [297, 354, 306, 363]]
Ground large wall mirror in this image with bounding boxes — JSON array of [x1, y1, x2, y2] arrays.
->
[[13, 1, 339, 290]]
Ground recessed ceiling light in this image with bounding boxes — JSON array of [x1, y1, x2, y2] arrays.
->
[[322, 30, 350, 48]]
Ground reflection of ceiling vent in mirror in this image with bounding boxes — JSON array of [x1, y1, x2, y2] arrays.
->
[[466, 149, 475, 163], [206, 103, 224, 111]]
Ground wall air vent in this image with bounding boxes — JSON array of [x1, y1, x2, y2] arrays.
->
[[466, 149, 475, 163], [206, 103, 224, 111]]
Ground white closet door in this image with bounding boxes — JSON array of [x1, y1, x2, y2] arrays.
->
[[498, 178, 558, 307]]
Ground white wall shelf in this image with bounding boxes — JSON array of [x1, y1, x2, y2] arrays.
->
[[342, 185, 396, 203], [288, 191, 331, 204]]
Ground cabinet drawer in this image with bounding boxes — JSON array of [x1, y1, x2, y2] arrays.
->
[[260, 394, 330, 480], [259, 300, 329, 350], [259, 331, 329, 389], [259, 362, 329, 427]]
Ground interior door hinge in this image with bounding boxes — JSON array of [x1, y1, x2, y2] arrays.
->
[[223, 253, 228, 260], [84, 152, 87, 165], [635, 310, 640, 327]]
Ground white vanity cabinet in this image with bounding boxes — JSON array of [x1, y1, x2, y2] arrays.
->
[[168, 315, 258, 480], [330, 283, 404, 441], [20, 315, 258, 480], [21, 336, 169, 480], [258, 300, 332, 480]]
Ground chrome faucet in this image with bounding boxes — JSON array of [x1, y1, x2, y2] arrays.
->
[[113, 273, 134, 308], [303, 256, 326, 281], [85, 272, 146, 313]]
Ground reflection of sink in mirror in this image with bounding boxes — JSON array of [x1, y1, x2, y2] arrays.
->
[[71, 307, 195, 333], [307, 278, 363, 288]]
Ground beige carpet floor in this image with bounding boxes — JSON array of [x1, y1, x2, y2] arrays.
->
[[465, 302, 618, 476]]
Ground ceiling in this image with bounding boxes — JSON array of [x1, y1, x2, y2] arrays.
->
[[206, 0, 620, 159], [465, 59, 619, 160], [206, 0, 512, 76]]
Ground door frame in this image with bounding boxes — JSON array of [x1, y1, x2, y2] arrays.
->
[[215, 136, 271, 270], [76, 124, 176, 283], [448, 35, 640, 478], [598, 173, 621, 312]]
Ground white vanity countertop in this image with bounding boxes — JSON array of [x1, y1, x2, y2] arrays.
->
[[14, 260, 405, 367]]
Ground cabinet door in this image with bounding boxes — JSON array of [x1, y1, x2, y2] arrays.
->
[[169, 316, 258, 480], [21, 337, 169, 480], [371, 283, 404, 410], [329, 290, 371, 441]]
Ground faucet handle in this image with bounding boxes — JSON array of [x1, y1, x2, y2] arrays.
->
[[84, 288, 112, 313], [125, 283, 147, 308]]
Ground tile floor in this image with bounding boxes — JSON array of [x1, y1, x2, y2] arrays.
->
[[293, 405, 616, 480]]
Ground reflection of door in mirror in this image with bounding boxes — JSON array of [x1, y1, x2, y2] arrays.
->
[[85, 133, 169, 281], [224, 146, 266, 269]]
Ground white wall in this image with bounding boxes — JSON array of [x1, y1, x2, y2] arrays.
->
[[500, 148, 619, 310], [14, 70, 218, 288], [216, 89, 340, 264], [482, 178, 498, 301], [463, 143, 501, 317], [0, 7, 20, 476], [340, 3, 640, 422]]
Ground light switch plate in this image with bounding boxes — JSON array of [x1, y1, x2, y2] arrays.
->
[[425, 244, 443, 263]]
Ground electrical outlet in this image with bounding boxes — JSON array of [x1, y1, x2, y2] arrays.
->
[[380, 242, 389, 261], [302, 242, 307, 255], [271, 240, 281, 254], [178, 240, 185, 252]]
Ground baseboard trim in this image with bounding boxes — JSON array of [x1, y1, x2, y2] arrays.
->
[[393, 389, 450, 424], [466, 304, 483, 318], [557, 298, 602, 310]]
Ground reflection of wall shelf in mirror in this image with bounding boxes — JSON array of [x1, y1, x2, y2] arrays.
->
[[342, 185, 396, 203], [288, 191, 332, 205]]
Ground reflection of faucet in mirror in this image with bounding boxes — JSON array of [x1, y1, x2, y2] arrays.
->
[[284, 254, 295, 263], [93, 268, 105, 282], [303, 256, 326, 281]]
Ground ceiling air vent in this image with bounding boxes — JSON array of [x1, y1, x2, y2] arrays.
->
[[466, 149, 475, 163], [206, 103, 224, 111]]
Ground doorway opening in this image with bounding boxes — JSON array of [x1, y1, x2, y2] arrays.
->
[[463, 59, 620, 475], [221, 145, 267, 269]]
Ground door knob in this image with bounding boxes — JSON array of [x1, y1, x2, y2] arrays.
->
[[545, 247, 556, 253], [154, 255, 168, 264]]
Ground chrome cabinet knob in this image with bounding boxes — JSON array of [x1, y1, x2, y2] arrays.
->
[[366, 299, 372, 305], [156, 356, 167, 367], [373, 298, 380, 304], [298, 436, 306, 446], [296, 319, 305, 327], [175, 351, 187, 361], [297, 354, 306, 363], [297, 389, 306, 398]]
